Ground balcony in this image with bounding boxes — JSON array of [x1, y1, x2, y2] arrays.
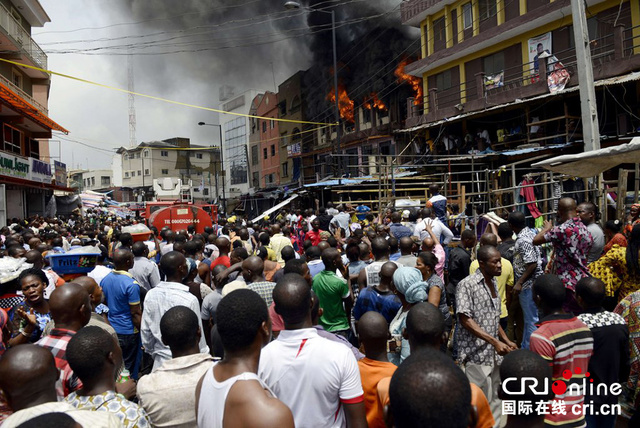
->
[[405, 25, 640, 128], [401, 0, 448, 27], [0, 72, 47, 114], [0, 2, 47, 71]]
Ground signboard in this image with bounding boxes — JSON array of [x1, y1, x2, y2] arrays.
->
[[30, 157, 52, 183], [287, 142, 302, 157], [0, 152, 29, 179], [54, 161, 67, 185]]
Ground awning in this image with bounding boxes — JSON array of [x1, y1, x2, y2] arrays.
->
[[303, 170, 418, 188], [0, 80, 68, 133], [531, 138, 640, 177], [250, 194, 299, 223], [0, 174, 74, 192]]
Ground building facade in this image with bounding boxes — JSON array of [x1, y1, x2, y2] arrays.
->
[[67, 169, 112, 192], [256, 92, 280, 188], [116, 138, 220, 203], [277, 71, 305, 187], [0, 0, 68, 225]]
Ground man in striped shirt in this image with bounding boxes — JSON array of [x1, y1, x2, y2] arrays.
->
[[530, 274, 593, 428]]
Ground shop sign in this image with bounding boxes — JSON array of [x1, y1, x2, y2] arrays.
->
[[30, 157, 52, 183], [0, 152, 29, 179], [54, 161, 67, 185], [287, 142, 301, 157]]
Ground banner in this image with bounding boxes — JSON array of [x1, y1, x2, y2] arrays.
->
[[529, 32, 552, 73], [484, 72, 504, 90], [547, 58, 570, 93], [287, 142, 302, 157]]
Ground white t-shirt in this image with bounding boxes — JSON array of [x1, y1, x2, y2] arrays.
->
[[258, 328, 364, 428]]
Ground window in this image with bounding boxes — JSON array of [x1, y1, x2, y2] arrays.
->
[[483, 51, 504, 75], [161, 169, 169, 175], [291, 96, 301, 113], [251, 145, 259, 165], [3, 125, 22, 155], [91, 177, 95, 186], [262, 121, 267, 133], [143, 150, 149, 157], [203, 188, 209, 196], [196, 153, 203, 159], [478, 0, 497, 20], [11, 69, 22, 89], [144, 169, 150, 176], [436, 69, 453, 90], [101, 176, 110, 186], [137, 170, 141, 176], [433, 17, 446, 42], [125, 172, 130, 178], [123, 154, 128, 160], [135, 152, 141, 159], [270, 120, 275, 129], [282, 162, 289, 177], [224, 117, 248, 185], [263, 148, 268, 159], [281, 132, 289, 147], [462, 3, 473, 29], [161, 150, 168, 157], [271, 145, 276, 157]]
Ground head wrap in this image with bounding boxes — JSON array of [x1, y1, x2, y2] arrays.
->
[[632, 203, 640, 211], [392, 267, 428, 304]]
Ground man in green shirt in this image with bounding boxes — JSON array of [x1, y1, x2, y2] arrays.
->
[[312, 248, 353, 338]]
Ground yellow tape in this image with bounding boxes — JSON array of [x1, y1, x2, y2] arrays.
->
[[0, 57, 334, 126]]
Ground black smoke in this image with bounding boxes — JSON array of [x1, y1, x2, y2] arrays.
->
[[115, 0, 418, 119]]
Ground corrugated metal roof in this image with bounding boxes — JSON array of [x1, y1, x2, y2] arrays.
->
[[303, 170, 418, 188]]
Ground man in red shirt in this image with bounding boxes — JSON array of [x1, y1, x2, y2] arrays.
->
[[530, 274, 593, 428], [305, 219, 323, 247], [210, 237, 231, 269]]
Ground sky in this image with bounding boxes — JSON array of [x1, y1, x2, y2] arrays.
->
[[34, 0, 313, 170]]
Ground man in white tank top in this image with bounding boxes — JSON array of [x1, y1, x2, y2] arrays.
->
[[195, 289, 293, 428], [358, 237, 399, 290]]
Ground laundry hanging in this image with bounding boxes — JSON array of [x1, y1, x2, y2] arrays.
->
[[519, 179, 543, 219]]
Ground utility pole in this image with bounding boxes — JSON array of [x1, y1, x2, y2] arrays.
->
[[570, 0, 600, 152]]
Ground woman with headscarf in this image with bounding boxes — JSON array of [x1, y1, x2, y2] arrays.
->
[[415, 251, 452, 330], [626, 204, 640, 236], [603, 219, 627, 255], [388, 267, 427, 365], [590, 223, 640, 302]]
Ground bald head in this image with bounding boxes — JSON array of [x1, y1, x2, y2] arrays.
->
[[380, 261, 399, 288], [113, 249, 133, 270], [399, 237, 414, 255], [242, 256, 265, 282], [71, 276, 102, 309], [49, 283, 92, 331], [24, 250, 43, 269], [422, 236, 435, 251], [215, 237, 230, 254], [558, 197, 577, 222], [479, 233, 498, 247], [271, 224, 281, 235], [273, 273, 312, 327], [357, 311, 389, 357], [317, 241, 330, 252], [0, 345, 59, 411], [321, 248, 341, 271], [406, 302, 446, 351], [160, 251, 187, 282], [132, 241, 148, 257]]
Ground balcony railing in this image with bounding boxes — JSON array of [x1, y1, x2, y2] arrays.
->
[[0, 72, 48, 114], [0, 3, 47, 70], [401, 0, 442, 24]]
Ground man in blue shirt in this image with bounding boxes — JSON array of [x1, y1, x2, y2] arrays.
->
[[101, 249, 142, 379], [355, 201, 371, 222], [389, 212, 413, 239]]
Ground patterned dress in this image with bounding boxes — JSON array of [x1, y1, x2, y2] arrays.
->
[[589, 245, 640, 300], [65, 390, 150, 428], [544, 217, 593, 291], [615, 291, 640, 419]]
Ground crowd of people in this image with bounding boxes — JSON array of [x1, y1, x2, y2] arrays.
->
[[0, 185, 638, 427]]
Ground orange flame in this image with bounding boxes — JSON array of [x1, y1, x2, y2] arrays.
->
[[394, 59, 423, 106], [327, 84, 355, 123], [363, 92, 387, 111]]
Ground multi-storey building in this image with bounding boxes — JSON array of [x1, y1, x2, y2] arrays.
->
[[116, 138, 220, 203], [248, 93, 263, 189], [256, 92, 280, 188], [67, 169, 112, 192], [219, 89, 262, 204], [0, 0, 68, 225], [400, 0, 640, 150]]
